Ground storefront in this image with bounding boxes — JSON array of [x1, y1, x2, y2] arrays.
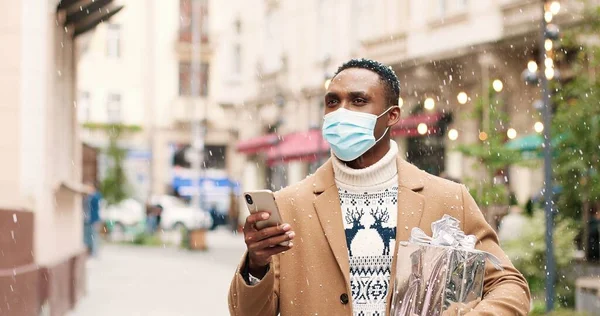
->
[[236, 111, 452, 189]]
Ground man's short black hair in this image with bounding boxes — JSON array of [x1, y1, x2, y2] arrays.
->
[[333, 58, 400, 106]]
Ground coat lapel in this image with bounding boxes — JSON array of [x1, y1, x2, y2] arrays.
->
[[394, 157, 426, 241], [312, 159, 351, 287], [386, 157, 426, 314]]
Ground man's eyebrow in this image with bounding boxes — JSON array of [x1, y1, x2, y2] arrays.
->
[[348, 91, 370, 98], [324, 92, 339, 99]]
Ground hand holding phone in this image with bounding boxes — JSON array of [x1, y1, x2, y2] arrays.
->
[[243, 190, 295, 277]]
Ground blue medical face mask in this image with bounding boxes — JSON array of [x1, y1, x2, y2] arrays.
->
[[322, 106, 396, 162]]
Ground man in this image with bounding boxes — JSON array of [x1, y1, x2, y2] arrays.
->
[[229, 59, 530, 315], [84, 182, 102, 257]]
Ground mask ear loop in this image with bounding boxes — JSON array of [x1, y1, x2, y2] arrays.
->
[[376, 105, 398, 119], [374, 105, 399, 143]]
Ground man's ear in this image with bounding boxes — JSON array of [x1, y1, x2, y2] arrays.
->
[[387, 106, 401, 127]]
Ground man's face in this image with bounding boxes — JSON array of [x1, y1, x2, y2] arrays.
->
[[324, 68, 399, 139]]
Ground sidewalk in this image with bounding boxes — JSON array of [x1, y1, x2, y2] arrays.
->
[[69, 229, 246, 316]]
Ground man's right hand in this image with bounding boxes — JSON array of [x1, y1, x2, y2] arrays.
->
[[243, 212, 295, 278]]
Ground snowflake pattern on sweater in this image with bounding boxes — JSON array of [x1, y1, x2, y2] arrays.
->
[[339, 186, 398, 316]]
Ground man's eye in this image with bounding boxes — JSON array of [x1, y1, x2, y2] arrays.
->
[[326, 99, 338, 106], [354, 98, 366, 104]]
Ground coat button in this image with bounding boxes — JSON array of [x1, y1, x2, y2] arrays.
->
[[340, 293, 349, 304]]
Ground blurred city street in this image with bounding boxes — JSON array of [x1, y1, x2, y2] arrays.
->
[[3, 0, 600, 315], [69, 230, 245, 316]]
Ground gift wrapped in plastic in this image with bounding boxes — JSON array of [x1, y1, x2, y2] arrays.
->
[[390, 215, 503, 316]]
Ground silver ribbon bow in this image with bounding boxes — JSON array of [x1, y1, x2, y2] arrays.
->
[[409, 215, 504, 270]]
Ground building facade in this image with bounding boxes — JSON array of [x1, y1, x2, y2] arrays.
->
[[77, 0, 153, 202], [228, 0, 594, 222], [0, 1, 122, 315], [77, 0, 240, 211]]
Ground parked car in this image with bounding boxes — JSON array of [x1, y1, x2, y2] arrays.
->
[[101, 198, 146, 241], [149, 195, 212, 231]]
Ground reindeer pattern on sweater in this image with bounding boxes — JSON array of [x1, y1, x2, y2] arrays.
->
[[339, 187, 398, 316]]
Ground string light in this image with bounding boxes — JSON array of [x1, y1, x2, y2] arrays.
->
[[545, 67, 555, 80], [550, 1, 561, 15], [457, 92, 468, 105], [545, 57, 554, 68], [507, 128, 517, 139], [424, 98, 435, 110], [492, 79, 503, 92], [324, 78, 331, 90], [528, 60, 539, 72], [479, 132, 488, 141], [417, 123, 428, 135], [545, 39, 553, 51], [398, 97, 404, 108], [544, 11, 553, 23], [534, 122, 544, 133], [448, 129, 459, 141]]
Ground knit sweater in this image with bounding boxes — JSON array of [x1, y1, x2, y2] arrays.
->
[[332, 141, 399, 316]]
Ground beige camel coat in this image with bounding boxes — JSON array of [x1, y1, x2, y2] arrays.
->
[[228, 157, 530, 315]]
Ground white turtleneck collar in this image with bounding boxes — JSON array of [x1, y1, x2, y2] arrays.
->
[[332, 140, 399, 191]]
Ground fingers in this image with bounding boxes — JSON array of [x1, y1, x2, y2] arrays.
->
[[244, 215, 295, 269], [248, 230, 295, 251], [244, 212, 269, 231], [253, 223, 291, 242]]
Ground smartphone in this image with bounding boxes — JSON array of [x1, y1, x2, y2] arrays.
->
[[244, 190, 289, 246]]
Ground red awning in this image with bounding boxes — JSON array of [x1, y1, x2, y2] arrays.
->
[[236, 133, 279, 154], [391, 112, 445, 137], [267, 129, 329, 165]]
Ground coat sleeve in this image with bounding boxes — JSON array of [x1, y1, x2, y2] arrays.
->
[[228, 252, 280, 316], [460, 185, 531, 316]]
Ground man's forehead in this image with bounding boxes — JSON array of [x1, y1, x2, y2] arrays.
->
[[329, 68, 381, 92]]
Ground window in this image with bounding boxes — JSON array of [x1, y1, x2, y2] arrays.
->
[[263, 7, 282, 72], [171, 144, 226, 169], [436, 0, 468, 18], [79, 91, 91, 122], [406, 136, 446, 176], [179, 0, 209, 43], [179, 62, 210, 96], [106, 93, 121, 123], [233, 44, 241, 74], [203, 145, 226, 169], [438, 0, 447, 17], [106, 24, 121, 58], [235, 18, 242, 35], [266, 165, 287, 191]]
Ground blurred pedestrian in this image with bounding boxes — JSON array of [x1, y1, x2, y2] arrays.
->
[[83, 182, 102, 257], [209, 203, 225, 230], [228, 59, 529, 315], [146, 203, 160, 234]]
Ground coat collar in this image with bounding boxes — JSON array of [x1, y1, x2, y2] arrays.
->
[[312, 156, 426, 194]]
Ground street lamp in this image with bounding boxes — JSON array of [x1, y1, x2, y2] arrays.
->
[[521, 1, 560, 312]]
